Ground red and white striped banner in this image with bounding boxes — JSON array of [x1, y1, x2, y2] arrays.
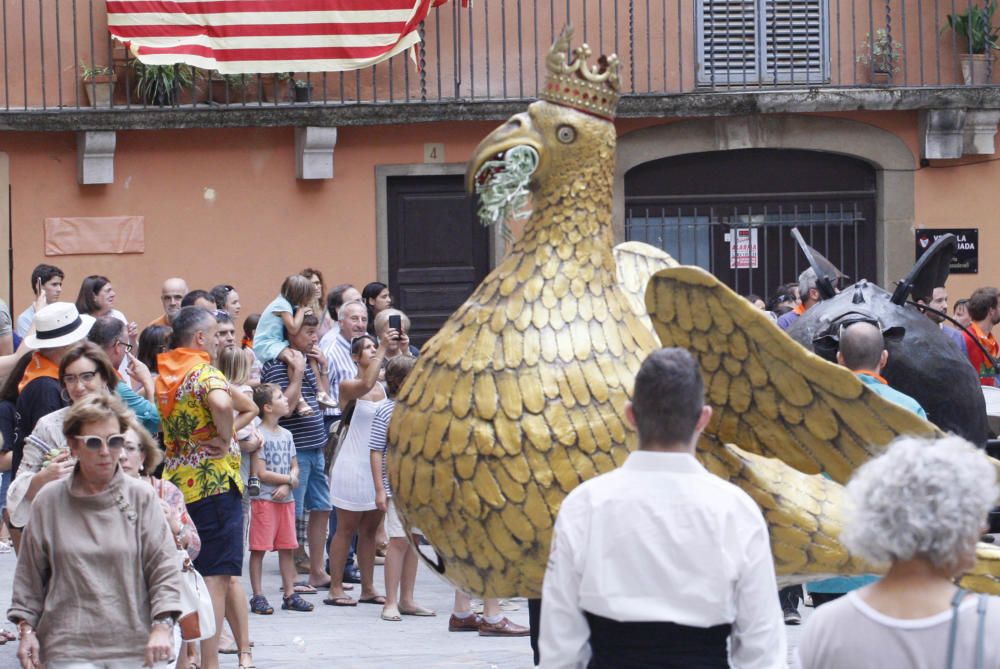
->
[[106, 0, 460, 74]]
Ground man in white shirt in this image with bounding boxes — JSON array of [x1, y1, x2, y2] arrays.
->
[[539, 347, 787, 669]]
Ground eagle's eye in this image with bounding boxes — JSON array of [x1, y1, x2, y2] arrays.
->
[[556, 125, 576, 144]]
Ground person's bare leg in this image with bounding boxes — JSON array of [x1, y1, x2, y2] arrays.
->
[[483, 598, 502, 619], [382, 537, 407, 616], [357, 510, 384, 601], [454, 590, 472, 613], [249, 551, 265, 597], [326, 509, 361, 601], [226, 577, 252, 665], [279, 549, 297, 597], [307, 510, 331, 587], [398, 536, 423, 612], [199, 575, 230, 669]]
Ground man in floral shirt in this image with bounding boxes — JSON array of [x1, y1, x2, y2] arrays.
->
[[157, 306, 256, 669]]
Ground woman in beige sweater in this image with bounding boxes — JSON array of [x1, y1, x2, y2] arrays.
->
[[7, 393, 183, 668]]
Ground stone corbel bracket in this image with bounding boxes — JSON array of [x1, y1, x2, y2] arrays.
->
[[296, 126, 338, 180], [76, 130, 116, 185], [921, 109, 1000, 159]]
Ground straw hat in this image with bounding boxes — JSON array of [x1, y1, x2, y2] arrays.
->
[[23, 302, 95, 349]]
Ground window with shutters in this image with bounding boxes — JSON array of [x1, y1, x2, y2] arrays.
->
[[697, 0, 829, 86]]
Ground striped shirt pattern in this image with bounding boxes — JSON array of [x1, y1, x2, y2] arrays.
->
[[368, 399, 395, 497], [260, 359, 327, 451], [105, 0, 454, 75], [321, 331, 357, 417]]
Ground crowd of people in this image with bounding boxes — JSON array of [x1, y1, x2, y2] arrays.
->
[[0, 258, 997, 668], [0, 265, 526, 669]]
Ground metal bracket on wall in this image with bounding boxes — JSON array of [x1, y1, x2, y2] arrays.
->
[[76, 131, 116, 185], [295, 126, 337, 180]]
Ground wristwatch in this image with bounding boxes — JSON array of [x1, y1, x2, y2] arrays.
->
[[151, 614, 176, 631]]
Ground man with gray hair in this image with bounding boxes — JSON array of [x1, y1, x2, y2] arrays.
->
[[776, 268, 820, 331]]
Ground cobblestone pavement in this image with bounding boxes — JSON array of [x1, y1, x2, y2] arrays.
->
[[0, 548, 809, 668]]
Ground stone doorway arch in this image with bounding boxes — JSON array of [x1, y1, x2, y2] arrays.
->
[[614, 115, 916, 287]]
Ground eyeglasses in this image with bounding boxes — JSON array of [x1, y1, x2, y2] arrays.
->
[[116, 339, 133, 353], [75, 433, 127, 451], [62, 371, 99, 386]]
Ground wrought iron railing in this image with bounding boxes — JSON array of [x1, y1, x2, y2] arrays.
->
[[1, 0, 998, 114]]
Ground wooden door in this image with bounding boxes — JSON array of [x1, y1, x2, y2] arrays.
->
[[387, 174, 490, 348]]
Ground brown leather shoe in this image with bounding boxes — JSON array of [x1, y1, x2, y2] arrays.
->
[[448, 613, 481, 632], [478, 616, 530, 637]]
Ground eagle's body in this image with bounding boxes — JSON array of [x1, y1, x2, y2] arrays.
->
[[389, 101, 657, 597]]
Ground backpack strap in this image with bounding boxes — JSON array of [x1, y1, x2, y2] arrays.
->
[[946, 587, 967, 669], [975, 594, 988, 669]]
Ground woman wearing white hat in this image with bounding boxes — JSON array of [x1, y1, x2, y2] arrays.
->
[[7, 303, 95, 551], [12, 303, 94, 476]]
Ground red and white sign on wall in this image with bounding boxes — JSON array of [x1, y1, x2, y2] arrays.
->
[[729, 227, 759, 269]]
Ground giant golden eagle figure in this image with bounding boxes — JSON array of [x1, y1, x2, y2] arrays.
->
[[387, 28, 1000, 599]]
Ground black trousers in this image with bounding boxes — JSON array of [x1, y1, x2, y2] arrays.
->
[[584, 612, 731, 669]]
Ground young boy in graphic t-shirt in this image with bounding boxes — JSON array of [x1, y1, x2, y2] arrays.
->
[[248, 383, 312, 614]]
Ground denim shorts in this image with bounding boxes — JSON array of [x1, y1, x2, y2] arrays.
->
[[187, 482, 243, 577], [291, 448, 331, 518]]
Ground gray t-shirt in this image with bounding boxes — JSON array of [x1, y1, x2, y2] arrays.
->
[[795, 590, 1000, 669], [257, 424, 296, 503], [0, 300, 12, 338]]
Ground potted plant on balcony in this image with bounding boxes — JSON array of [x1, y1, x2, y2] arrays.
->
[[80, 61, 117, 107], [857, 29, 902, 83], [261, 72, 293, 102], [944, 0, 1000, 84], [131, 61, 193, 105], [293, 79, 314, 102]]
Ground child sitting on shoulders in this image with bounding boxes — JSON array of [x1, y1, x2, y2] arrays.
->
[[248, 383, 313, 614], [252, 275, 332, 414]]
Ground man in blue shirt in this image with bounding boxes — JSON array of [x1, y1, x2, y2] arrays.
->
[[837, 320, 927, 419], [807, 319, 927, 607]]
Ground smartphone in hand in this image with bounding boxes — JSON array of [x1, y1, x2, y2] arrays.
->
[[388, 314, 402, 340]]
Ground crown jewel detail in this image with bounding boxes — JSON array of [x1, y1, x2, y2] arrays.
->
[[540, 26, 621, 120]]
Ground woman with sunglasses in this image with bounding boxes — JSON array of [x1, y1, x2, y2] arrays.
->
[[8, 393, 183, 669], [5, 342, 119, 529]]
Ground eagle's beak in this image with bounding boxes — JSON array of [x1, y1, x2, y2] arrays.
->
[[466, 110, 544, 193]]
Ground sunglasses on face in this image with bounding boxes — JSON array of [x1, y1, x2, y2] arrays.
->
[[75, 433, 127, 451]]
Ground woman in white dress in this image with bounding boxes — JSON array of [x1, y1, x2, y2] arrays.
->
[[325, 333, 390, 607]]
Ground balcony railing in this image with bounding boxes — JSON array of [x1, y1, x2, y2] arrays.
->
[[1, 0, 998, 115]]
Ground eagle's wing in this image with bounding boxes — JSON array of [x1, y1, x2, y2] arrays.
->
[[614, 241, 679, 326], [699, 437, 871, 582], [646, 266, 941, 483]]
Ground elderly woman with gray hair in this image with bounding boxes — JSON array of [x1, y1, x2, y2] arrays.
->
[[795, 436, 1000, 669]]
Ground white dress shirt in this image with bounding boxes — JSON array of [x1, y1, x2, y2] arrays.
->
[[540, 449, 787, 669]]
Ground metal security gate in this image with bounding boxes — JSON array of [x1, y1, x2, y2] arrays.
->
[[624, 149, 877, 301]]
